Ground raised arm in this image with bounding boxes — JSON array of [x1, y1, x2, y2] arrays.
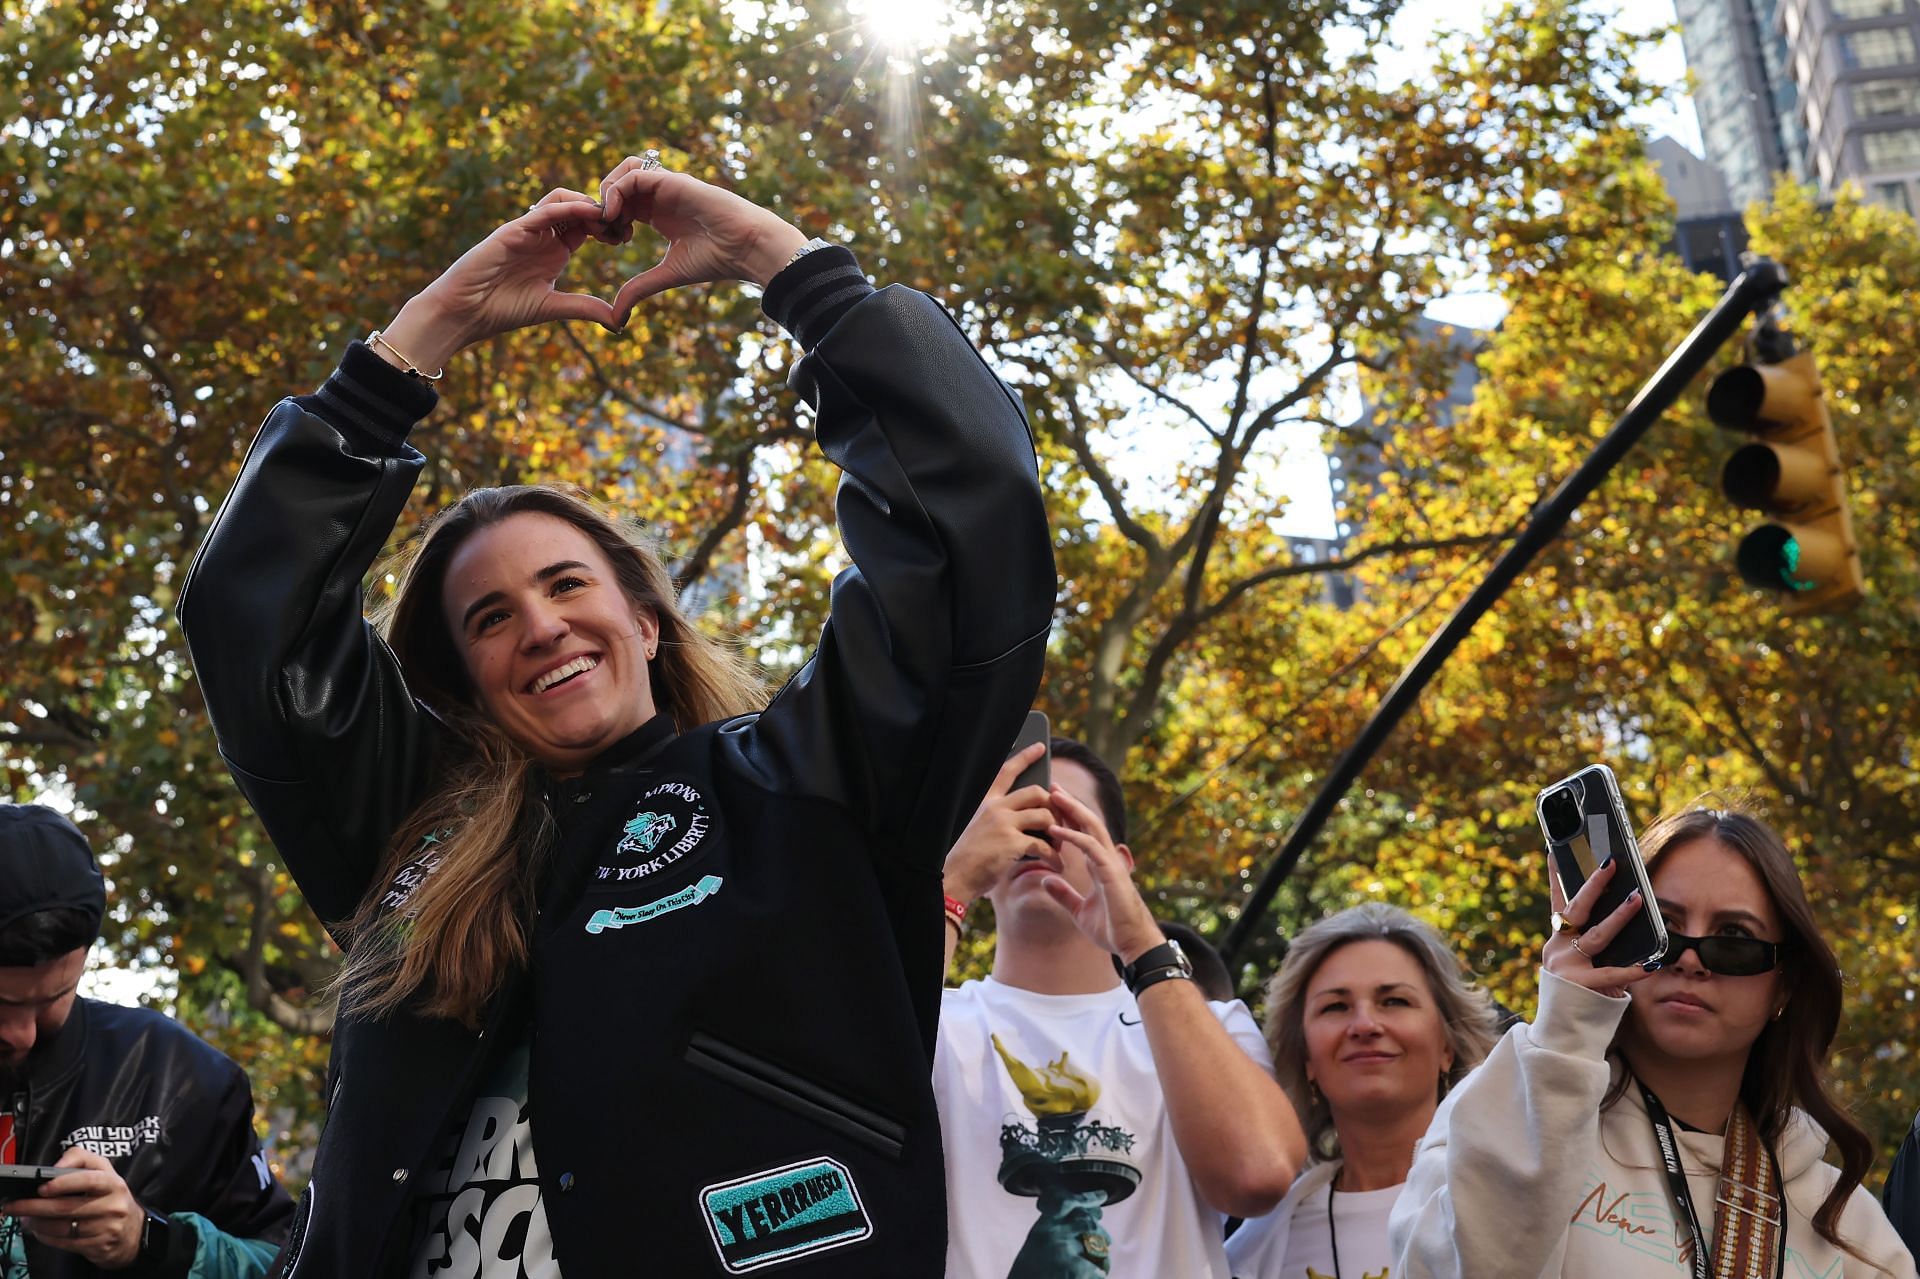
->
[[1390, 864, 1655, 1279], [178, 191, 631, 923], [1043, 786, 1306, 1216], [698, 252, 1052, 863]]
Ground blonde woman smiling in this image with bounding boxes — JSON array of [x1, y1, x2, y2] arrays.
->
[[1228, 903, 1498, 1278]]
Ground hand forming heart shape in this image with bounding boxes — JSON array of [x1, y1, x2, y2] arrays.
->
[[374, 157, 810, 373]]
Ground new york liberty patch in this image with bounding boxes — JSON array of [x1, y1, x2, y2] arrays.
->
[[699, 1157, 872, 1273], [594, 779, 714, 887]]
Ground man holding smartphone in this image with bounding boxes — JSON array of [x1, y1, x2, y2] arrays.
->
[[0, 805, 293, 1277], [934, 733, 1305, 1278]]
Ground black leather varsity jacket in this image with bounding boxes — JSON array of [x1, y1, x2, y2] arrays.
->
[[10, 998, 295, 1278], [177, 272, 1053, 1277]]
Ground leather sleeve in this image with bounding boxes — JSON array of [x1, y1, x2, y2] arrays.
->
[[177, 345, 441, 926], [729, 285, 1054, 866], [176, 1062, 297, 1248], [1887, 1110, 1920, 1260]]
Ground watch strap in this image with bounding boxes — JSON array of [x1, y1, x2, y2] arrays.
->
[[128, 1208, 197, 1279], [1115, 939, 1192, 996], [1128, 963, 1193, 998]]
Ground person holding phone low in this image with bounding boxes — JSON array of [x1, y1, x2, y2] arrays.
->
[[1389, 805, 1916, 1279]]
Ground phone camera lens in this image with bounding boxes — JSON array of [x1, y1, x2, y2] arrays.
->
[[1543, 789, 1583, 842]]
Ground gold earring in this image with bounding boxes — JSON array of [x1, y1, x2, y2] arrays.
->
[[1308, 1080, 1321, 1107], [1772, 1006, 1786, 1022]]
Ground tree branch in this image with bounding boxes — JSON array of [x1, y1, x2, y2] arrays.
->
[[1012, 359, 1164, 557], [673, 451, 757, 594], [235, 866, 336, 1038], [1118, 531, 1509, 744]]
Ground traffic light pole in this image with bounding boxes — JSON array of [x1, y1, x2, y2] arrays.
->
[[1217, 259, 1791, 967]]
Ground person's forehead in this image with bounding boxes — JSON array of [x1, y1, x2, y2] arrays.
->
[[0, 949, 86, 1003], [1051, 758, 1102, 811], [1309, 938, 1428, 994], [445, 513, 612, 599], [1652, 837, 1779, 925]]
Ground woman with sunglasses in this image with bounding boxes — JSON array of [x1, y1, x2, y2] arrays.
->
[[1391, 806, 1916, 1279]]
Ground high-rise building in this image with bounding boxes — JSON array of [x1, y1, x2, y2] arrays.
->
[[1676, 0, 1920, 214], [1649, 135, 1753, 281], [1676, 0, 1799, 209], [1781, 0, 1920, 213], [1305, 317, 1487, 607]]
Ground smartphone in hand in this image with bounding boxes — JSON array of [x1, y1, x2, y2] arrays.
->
[[1007, 710, 1051, 793], [0, 1164, 68, 1200], [1535, 764, 1667, 970]]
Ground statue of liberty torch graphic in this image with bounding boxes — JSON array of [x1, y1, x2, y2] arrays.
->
[[991, 1035, 1142, 1278]]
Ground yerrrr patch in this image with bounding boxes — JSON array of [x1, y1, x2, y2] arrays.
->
[[698, 1156, 873, 1273]]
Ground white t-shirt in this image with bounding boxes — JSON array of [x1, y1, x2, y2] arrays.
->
[[935, 975, 1273, 1279], [1226, 1165, 1400, 1279]]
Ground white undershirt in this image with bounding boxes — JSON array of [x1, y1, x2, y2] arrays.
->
[[1277, 1181, 1401, 1279]]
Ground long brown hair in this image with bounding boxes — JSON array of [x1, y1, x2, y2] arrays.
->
[[1606, 806, 1872, 1251], [1263, 902, 1501, 1163], [333, 484, 765, 1025]]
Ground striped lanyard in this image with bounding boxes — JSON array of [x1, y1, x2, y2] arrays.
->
[[1637, 1080, 1785, 1279]]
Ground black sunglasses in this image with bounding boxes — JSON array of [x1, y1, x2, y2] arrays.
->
[[1659, 931, 1783, 977]]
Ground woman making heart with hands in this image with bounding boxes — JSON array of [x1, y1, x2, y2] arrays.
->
[[179, 152, 1052, 1278], [370, 153, 814, 374]]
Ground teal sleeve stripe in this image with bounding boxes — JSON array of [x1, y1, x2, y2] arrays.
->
[[176, 1211, 282, 1279]]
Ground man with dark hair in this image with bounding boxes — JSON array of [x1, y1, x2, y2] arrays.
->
[[935, 733, 1304, 1278], [0, 804, 293, 1277]]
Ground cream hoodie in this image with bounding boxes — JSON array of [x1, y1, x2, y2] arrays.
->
[[1389, 970, 1916, 1279]]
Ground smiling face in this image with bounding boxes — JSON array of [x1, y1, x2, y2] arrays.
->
[[1624, 836, 1787, 1065], [441, 511, 659, 773], [1302, 938, 1455, 1129]]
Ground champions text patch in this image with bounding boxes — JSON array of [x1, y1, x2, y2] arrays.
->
[[699, 1157, 872, 1273]]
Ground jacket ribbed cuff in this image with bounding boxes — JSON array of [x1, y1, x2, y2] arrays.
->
[[1531, 967, 1630, 1060], [294, 341, 439, 453], [761, 245, 873, 352]]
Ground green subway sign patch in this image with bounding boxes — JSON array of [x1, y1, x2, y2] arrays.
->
[[699, 1156, 872, 1273]]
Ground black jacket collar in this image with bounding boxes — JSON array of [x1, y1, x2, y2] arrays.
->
[[545, 713, 678, 791]]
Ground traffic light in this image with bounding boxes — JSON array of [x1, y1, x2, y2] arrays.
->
[[1705, 347, 1864, 615]]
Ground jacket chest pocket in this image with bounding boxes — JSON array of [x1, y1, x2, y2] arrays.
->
[[685, 1032, 906, 1161]]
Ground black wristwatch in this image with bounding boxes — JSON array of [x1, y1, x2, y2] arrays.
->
[[129, 1208, 196, 1278], [1113, 939, 1193, 997]]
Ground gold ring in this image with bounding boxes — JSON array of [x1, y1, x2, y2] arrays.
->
[[1570, 935, 1589, 958], [1550, 911, 1577, 935]]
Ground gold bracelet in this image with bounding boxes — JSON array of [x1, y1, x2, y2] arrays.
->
[[368, 330, 445, 382]]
